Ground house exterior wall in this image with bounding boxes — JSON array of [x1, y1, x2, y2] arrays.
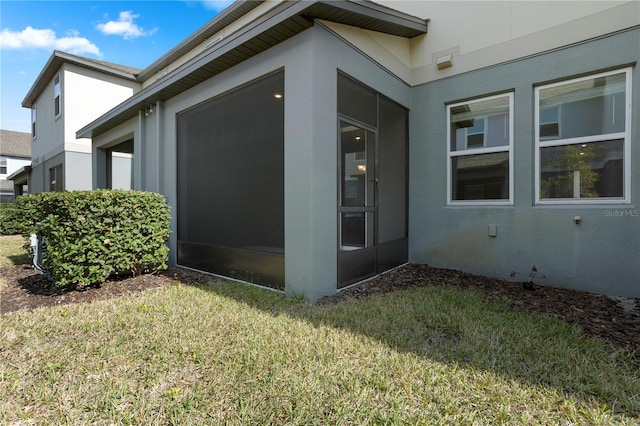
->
[[30, 76, 63, 190], [28, 62, 138, 193], [63, 151, 92, 191], [380, 0, 638, 85], [85, 1, 638, 299], [409, 27, 639, 297], [107, 24, 410, 300], [30, 151, 63, 193], [63, 63, 139, 154], [110, 153, 133, 190], [92, 117, 138, 190]]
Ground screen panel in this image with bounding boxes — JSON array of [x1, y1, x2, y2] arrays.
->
[[177, 71, 285, 288]]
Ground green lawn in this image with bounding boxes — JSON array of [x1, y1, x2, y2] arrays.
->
[[0, 234, 30, 268], [1, 236, 639, 425]]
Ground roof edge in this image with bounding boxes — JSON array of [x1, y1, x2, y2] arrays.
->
[[138, 1, 263, 81], [77, 0, 428, 139], [6, 165, 32, 181], [22, 50, 140, 108]]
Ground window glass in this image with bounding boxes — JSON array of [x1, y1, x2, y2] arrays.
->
[[54, 74, 61, 117], [450, 95, 510, 152], [536, 68, 630, 203], [31, 106, 36, 138], [451, 152, 510, 201], [538, 72, 626, 141], [0, 156, 7, 175], [540, 139, 623, 199], [447, 93, 512, 203], [50, 165, 63, 191]]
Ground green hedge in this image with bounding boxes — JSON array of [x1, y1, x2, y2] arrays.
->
[[10, 190, 171, 287], [1, 197, 42, 236]]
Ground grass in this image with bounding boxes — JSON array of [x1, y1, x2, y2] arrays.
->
[[1, 235, 639, 425], [0, 234, 30, 268]]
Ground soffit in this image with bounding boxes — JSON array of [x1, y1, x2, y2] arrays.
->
[[77, 0, 428, 139]]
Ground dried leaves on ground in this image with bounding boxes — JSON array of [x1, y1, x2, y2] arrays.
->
[[1, 263, 638, 358]]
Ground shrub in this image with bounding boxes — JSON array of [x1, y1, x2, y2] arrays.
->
[[0, 202, 19, 235], [0, 196, 40, 235], [14, 190, 171, 287]]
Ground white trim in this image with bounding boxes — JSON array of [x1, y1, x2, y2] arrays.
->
[[447, 92, 514, 205], [534, 67, 631, 204]]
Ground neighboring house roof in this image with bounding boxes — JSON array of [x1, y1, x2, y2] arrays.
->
[[78, 0, 428, 139], [22, 50, 141, 108], [0, 129, 31, 158]]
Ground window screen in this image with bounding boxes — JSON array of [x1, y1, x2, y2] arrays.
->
[[177, 71, 285, 288]]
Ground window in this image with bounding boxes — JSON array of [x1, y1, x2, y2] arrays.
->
[[54, 74, 61, 117], [535, 68, 631, 203], [50, 164, 63, 191], [31, 105, 36, 138], [447, 93, 513, 204], [0, 156, 7, 175]]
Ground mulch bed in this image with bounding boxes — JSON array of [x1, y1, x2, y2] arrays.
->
[[2, 263, 639, 359]]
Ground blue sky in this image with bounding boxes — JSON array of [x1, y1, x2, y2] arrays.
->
[[0, 0, 234, 132]]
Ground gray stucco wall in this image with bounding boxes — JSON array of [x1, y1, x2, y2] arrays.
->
[[29, 151, 91, 193], [141, 23, 411, 301], [410, 28, 640, 297], [64, 151, 92, 191]]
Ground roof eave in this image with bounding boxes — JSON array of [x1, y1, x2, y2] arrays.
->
[[22, 50, 139, 108], [138, 0, 264, 81], [6, 165, 32, 181], [77, 0, 428, 139]]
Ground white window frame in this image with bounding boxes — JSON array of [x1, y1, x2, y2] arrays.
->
[[447, 92, 514, 206], [534, 68, 632, 204]]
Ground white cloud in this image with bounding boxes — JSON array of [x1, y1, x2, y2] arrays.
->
[[0, 26, 101, 56], [200, 1, 235, 13], [96, 11, 157, 40]]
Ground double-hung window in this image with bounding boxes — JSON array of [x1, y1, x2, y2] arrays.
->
[[535, 68, 631, 203], [447, 93, 513, 204]]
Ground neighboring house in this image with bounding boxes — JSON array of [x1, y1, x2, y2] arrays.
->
[[70, 0, 637, 300], [21, 51, 141, 193], [0, 129, 32, 202]]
